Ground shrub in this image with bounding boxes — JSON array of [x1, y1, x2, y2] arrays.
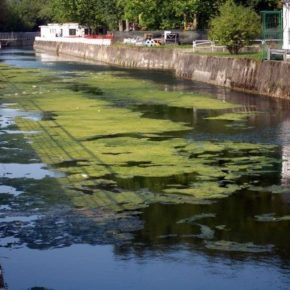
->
[[209, 0, 261, 54]]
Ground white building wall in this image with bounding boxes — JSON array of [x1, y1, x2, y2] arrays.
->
[[61, 23, 85, 37], [40, 24, 62, 38], [40, 26, 49, 38], [39, 23, 86, 39], [38, 23, 112, 45], [283, 3, 290, 50]]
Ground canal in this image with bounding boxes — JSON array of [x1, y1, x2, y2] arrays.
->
[[1, 49, 290, 290]]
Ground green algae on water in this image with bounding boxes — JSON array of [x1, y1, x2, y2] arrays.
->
[[249, 185, 290, 194], [254, 213, 290, 222], [177, 213, 216, 224], [215, 225, 229, 231], [164, 183, 241, 200], [205, 112, 255, 121], [205, 240, 274, 253], [69, 71, 240, 110], [0, 64, 281, 214], [195, 224, 215, 240]]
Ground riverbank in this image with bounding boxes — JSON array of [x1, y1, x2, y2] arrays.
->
[[34, 40, 290, 99]]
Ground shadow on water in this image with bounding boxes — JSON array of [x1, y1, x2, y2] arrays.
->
[[127, 188, 290, 261]]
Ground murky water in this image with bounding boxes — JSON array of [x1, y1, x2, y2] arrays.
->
[[1, 49, 290, 290]]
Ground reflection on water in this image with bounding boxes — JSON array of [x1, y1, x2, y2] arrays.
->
[[280, 120, 290, 187], [3, 244, 290, 290], [1, 49, 290, 290], [0, 163, 63, 180]]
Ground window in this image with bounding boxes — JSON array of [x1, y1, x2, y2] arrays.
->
[[69, 29, 76, 36]]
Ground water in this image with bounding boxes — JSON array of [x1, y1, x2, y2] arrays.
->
[[1, 49, 290, 290]]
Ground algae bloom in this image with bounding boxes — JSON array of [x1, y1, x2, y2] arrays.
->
[[0, 64, 280, 214]]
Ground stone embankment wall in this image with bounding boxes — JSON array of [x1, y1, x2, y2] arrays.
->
[[34, 40, 290, 99]]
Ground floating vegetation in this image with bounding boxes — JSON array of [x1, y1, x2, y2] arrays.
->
[[164, 183, 241, 200], [205, 112, 254, 121], [0, 64, 281, 215], [158, 234, 178, 239], [196, 224, 215, 240], [205, 240, 274, 253], [254, 213, 290, 222], [249, 185, 290, 194], [177, 213, 216, 224], [73, 71, 240, 110], [215, 225, 229, 231]]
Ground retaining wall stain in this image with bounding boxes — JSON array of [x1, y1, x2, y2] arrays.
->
[[34, 40, 290, 100]]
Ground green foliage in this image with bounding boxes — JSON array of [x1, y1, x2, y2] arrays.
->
[[237, 0, 281, 11], [0, 0, 53, 31], [51, 0, 78, 23], [0, 0, 8, 31], [0, 0, 19, 31], [0, 0, 280, 32], [209, 0, 261, 54], [117, 0, 160, 29], [118, 0, 225, 30], [52, 0, 121, 31]]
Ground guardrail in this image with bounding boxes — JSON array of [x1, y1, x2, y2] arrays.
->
[[192, 39, 268, 54], [192, 40, 227, 53], [267, 48, 290, 60], [0, 32, 39, 47], [0, 32, 39, 40]]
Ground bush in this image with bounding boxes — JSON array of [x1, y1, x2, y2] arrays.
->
[[209, 0, 261, 54]]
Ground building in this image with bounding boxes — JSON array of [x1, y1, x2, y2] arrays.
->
[[39, 23, 88, 39], [283, 0, 290, 49], [36, 23, 113, 46]]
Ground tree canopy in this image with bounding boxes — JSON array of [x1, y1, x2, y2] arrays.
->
[[0, 0, 53, 31], [0, 0, 281, 32]]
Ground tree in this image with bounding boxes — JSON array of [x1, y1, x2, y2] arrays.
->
[[1, 0, 276, 32], [118, 0, 227, 30], [172, 0, 199, 30], [3, 0, 53, 31], [0, 0, 9, 31], [52, 0, 121, 32], [237, 0, 280, 11], [209, 0, 261, 54], [195, 0, 225, 29], [117, 0, 159, 30], [52, 0, 79, 23]]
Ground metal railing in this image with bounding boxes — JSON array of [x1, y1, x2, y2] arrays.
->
[[0, 32, 39, 40]]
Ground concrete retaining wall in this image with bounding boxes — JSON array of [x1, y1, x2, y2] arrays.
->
[[35, 37, 112, 46], [34, 40, 290, 100]]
